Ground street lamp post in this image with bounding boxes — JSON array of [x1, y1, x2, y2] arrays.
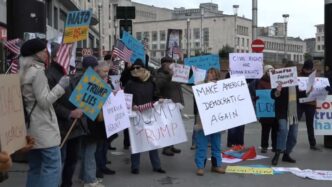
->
[[200, 8, 204, 54], [233, 5, 239, 52], [283, 14, 289, 61], [98, 3, 103, 59], [187, 18, 190, 58]]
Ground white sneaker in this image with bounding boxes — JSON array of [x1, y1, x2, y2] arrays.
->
[[97, 178, 103, 183], [83, 181, 105, 187]]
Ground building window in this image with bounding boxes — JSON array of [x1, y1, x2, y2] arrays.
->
[[317, 36, 320, 42], [193, 28, 200, 40], [247, 39, 249, 47], [152, 44, 158, 50], [46, 0, 52, 26], [160, 30, 166, 41], [136, 32, 142, 40], [241, 38, 244, 47], [53, 7, 58, 29], [89, 34, 94, 48], [152, 31, 158, 41], [160, 51, 165, 57], [60, 9, 67, 22], [318, 45, 320, 50], [160, 44, 166, 50], [152, 51, 156, 57], [203, 28, 209, 47], [194, 42, 200, 48]]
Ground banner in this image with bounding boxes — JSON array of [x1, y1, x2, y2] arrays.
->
[[298, 77, 330, 103], [121, 31, 145, 64], [166, 29, 182, 61], [0, 74, 26, 154], [226, 166, 273, 175], [192, 66, 207, 85], [171, 64, 190, 83], [69, 67, 112, 120], [255, 90, 275, 118], [229, 53, 263, 79], [64, 10, 92, 43], [314, 96, 332, 135], [192, 76, 257, 135], [184, 55, 220, 84], [269, 67, 298, 88], [110, 75, 121, 90], [129, 101, 187, 154], [102, 90, 130, 138]]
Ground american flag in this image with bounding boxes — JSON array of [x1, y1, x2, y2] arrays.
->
[[4, 38, 22, 55], [112, 40, 132, 63], [56, 43, 74, 75]]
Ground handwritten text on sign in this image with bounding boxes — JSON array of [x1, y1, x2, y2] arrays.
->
[[229, 53, 263, 79], [0, 74, 26, 154], [69, 67, 112, 120], [121, 31, 145, 64], [255, 90, 275, 118], [192, 66, 207, 85], [129, 101, 187, 154], [298, 77, 330, 103], [226, 166, 273, 175], [314, 96, 332, 135], [192, 76, 257, 135], [171, 64, 190, 83], [64, 10, 92, 43], [269, 67, 298, 88], [103, 90, 130, 138]]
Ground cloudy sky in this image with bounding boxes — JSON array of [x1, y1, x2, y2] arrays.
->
[[133, 0, 324, 39]]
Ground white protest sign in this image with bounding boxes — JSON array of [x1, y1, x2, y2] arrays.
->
[[298, 77, 330, 103], [192, 66, 207, 84], [110, 75, 121, 90], [289, 169, 332, 181], [269, 67, 298, 88], [297, 77, 308, 91], [306, 70, 316, 93], [229, 53, 263, 79], [192, 76, 257, 135], [129, 100, 187, 154], [102, 90, 130, 138], [125, 93, 133, 115], [314, 96, 332, 135], [171, 64, 190, 83]]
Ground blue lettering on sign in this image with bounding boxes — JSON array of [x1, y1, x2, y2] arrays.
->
[[65, 10, 92, 27], [315, 121, 332, 130], [255, 89, 275, 118]]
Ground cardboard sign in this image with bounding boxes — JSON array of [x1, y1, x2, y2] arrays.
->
[[192, 66, 207, 85], [129, 101, 187, 154], [192, 76, 257, 135], [69, 67, 112, 120], [256, 90, 275, 118], [298, 77, 330, 103], [102, 90, 130, 138], [64, 10, 92, 43], [171, 64, 190, 83], [314, 96, 332, 135], [110, 75, 121, 90], [184, 55, 220, 84], [226, 166, 273, 175], [269, 67, 298, 88], [0, 74, 26, 154], [121, 31, 145, 64], [307, 70, 316, 93], [229, 53, 263, 79]]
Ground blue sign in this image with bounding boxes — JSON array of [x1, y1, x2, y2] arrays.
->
[[256, 89, 275, 118], [69, 67, 112, 121], [121, 31, 146, 64], [184, 55, 220, 84], [65, 10, 92, 27]]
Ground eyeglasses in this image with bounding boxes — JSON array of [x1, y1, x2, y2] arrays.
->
[[132, 66, 141, 70]]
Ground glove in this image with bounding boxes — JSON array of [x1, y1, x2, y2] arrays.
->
[[58, 76, 70, 89]]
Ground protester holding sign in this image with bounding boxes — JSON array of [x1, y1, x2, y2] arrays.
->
[[124, 59, 166, 174], [270, 61, 306, 166], [297, 60, 321, 151], [194, 68, 225, 176], [19, 38, 69, 187], [154, 56, 184, 156]]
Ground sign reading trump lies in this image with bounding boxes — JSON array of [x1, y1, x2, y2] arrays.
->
[[192, 76, 257, 135], [129, 100, 187, 154]]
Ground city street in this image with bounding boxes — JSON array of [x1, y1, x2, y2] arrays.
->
[[1, 87, 332, 187]]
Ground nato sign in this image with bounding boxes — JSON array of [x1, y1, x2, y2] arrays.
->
[[64, 10, 92, 43]]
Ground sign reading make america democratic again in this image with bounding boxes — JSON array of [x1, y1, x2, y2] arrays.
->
[[64, 10, 92, 43], [69, 67, 112, 120]]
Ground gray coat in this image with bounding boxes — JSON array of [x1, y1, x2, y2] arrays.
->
[[19, 56, 65, 149]]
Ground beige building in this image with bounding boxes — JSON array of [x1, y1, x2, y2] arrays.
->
[[315, 24, 324, 52]]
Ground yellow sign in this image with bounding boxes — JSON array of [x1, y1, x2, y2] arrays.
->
[[63, 10, 92, 43], [64, 27, 89, 43], [226, 166, 273, 175]]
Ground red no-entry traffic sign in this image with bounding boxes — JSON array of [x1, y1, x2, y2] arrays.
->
[[251, 39, 265, 53]]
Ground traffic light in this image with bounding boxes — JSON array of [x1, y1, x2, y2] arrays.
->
[[119, 20, 132, 38]]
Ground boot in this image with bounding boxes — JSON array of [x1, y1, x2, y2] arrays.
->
[[271, 151, 280, 166], [210, 157, 225, 174], [162, 147, 174, 156], [196, 168, 204, 176], [171, 147, 181, 154], [282, 153, 296, 163]]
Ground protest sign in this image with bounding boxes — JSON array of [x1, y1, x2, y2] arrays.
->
[[129, 100, 187, 154], [0, 74, 26, 154], [64, 10, 92, 43], [269, 67, 298, 88], [256, 90, 275, 118], [229, 53, 263, 79], [171, 64, 190, 83], [298, 77, 330, 103], [192, 76, 257, 135], [69, 67, 112, 120], [314, 96, 332, 135], [289, 169, 332, 181], [110, 75, 121, 90], [184, 55, 220, 84], [226, 166, 273, 175], [103, 90, 130, 138], [306, 70, 316, 93], [121, 31, 145, 64], [192, 66, 207, 84], [125, 93, 133, 115]]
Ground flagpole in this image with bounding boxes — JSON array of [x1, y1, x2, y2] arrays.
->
[[5, 63, 13, 74]]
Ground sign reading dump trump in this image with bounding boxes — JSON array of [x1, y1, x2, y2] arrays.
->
[[192, 76, 257, 135], [229, 53, 263, 79], [269, 67, 298, 88], [0, 74, 26, 154], [64, 10, 92, 43], [69, 67, 112, 120], [129, 100, 187, 154]]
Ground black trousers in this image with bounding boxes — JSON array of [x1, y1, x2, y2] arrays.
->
[[227, 126, 245, 147], [260, 120, 278, 150], [298, 104, 317, 147], [61, 137, 81, 187]]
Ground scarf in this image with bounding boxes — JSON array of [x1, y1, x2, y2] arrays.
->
[[131, 68, 151, 82], [287, 86, 298, 125]]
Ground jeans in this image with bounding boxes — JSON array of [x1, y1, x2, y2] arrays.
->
[[131, 150, 161, 170], [79, 136, 97, 183], [61, 137, 81, 187], [298, 104, 317, 146], [195, 130, 222, 169], [276, 119, 298, 154], [227, 125, 245, 147], [95, 139, 108, 173], [26, 146, 61, 187], [260, 120, 278, 150]]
